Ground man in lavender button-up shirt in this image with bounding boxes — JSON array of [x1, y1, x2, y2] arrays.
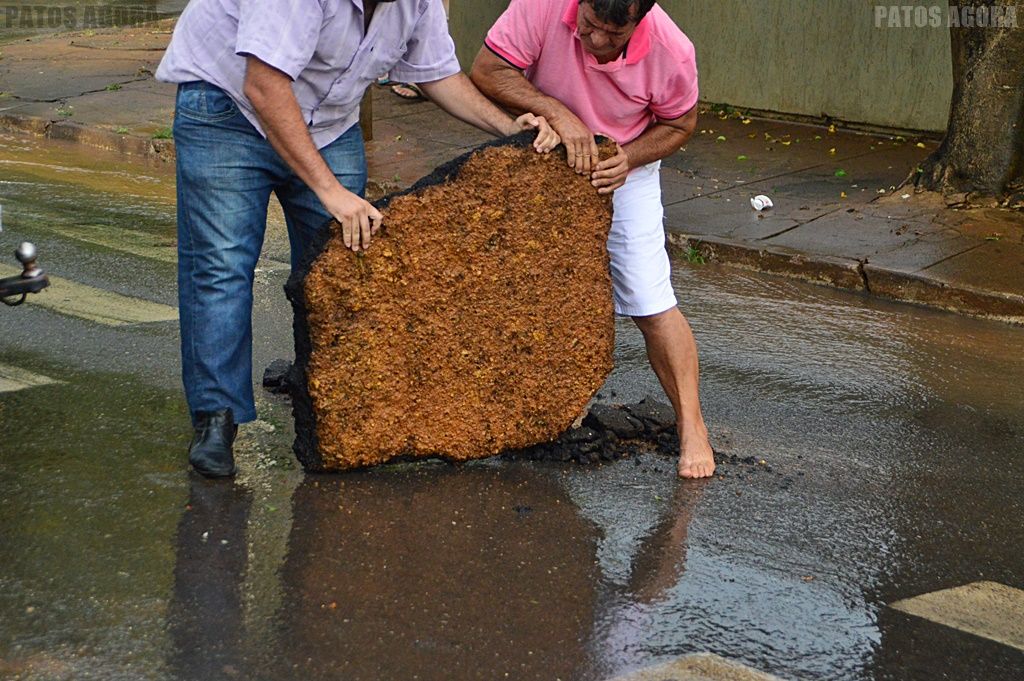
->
[[157, 0, 559, 477]]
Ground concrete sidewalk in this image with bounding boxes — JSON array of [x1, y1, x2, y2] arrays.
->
[[1, 22, 1021, 323]]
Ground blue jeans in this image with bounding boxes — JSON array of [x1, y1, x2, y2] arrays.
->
[[173, 81, 367, 424]]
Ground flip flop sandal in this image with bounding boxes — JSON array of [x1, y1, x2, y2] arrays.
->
[[390, 82, 425, 101]]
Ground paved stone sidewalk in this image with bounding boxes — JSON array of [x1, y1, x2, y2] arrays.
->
[[1, 22, 1021, 323]]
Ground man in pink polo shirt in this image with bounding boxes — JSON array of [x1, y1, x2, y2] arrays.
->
[[472, 0, 715, 479]]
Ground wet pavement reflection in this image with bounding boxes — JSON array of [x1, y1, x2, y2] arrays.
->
[[165, 468, 709, 681], [1, 133, 1023, 680]]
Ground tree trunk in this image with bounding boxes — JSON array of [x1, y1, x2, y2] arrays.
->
[[914, 1, 1024, 207]]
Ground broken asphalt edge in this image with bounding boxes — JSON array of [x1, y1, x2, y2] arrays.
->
[[668, 232, 1024, 326]]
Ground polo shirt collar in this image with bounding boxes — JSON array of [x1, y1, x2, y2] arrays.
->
[[561, 0, 653, 65]]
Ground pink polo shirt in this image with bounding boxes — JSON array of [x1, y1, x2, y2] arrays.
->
[[485, 0, 699, 145]]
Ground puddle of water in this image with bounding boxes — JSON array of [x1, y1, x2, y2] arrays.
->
[[0, 133, 176, 203]]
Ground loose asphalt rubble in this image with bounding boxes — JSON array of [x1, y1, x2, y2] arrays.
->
[[1, 20, 1021, 324], [265, 360, 778, 480]]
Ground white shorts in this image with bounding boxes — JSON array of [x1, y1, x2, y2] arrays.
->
[[608, 160, 677, 317]]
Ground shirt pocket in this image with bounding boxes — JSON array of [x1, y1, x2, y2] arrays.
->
[[369, 41, 409, 81], [319, 41, 407, 110]]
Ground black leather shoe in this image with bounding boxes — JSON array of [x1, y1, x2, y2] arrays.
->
[[188, 409, 238, 478]]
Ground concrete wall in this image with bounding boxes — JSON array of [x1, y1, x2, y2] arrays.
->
[[449, 0, 953, 132], [449, 0, 510, 71]]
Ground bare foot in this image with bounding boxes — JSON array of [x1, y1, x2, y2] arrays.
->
[[677, 429, 715, 479]]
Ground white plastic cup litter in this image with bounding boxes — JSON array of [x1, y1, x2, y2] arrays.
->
[[750, 195, 774, 211]]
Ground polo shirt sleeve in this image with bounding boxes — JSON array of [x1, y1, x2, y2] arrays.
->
[[484, 0, 547, 70], [235, 0, 323, 81], [649, 46, 699, 121], [390, 0, 462, 84]]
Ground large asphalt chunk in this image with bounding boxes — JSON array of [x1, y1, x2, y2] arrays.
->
[[286, 133, 616, 471], [583, 403, 645, 440], [624, 396, 677, 434]]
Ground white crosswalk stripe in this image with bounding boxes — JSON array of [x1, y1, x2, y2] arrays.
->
[[890, 581, 1024, 652], [0, 363, 61, 393], [0, 264, 178, 326], [51, 224, 291, 272], [604, 653, 783, 681], [53, 224, 178, 264]]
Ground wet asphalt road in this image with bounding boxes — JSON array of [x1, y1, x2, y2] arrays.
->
[[1, 133, 1023, 681]]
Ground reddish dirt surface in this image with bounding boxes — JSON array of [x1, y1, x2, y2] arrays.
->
[[302, 142, 616, 470]]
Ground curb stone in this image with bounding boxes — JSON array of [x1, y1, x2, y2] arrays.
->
[[668, 233, 1024, 325], [667, 233, 866, 291], [0, 112, 175, 161], [864, 264, 1024, 324]]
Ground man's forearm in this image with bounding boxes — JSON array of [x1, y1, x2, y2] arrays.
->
[[623, 111, 697, 168], [470, 49, 575, 128], [470, 46, 599, 173], [243, 58, 338, 197], [418, 72, 520, 137], [244, 56, 382, 252]]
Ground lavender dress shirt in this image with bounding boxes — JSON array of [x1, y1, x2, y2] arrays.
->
[[156, 0, 461, 149]]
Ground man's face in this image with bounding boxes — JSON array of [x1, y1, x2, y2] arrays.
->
[[576, 2, 638, 62]]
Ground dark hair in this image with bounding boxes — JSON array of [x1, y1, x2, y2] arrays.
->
[[582, 0, 657, 26]]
